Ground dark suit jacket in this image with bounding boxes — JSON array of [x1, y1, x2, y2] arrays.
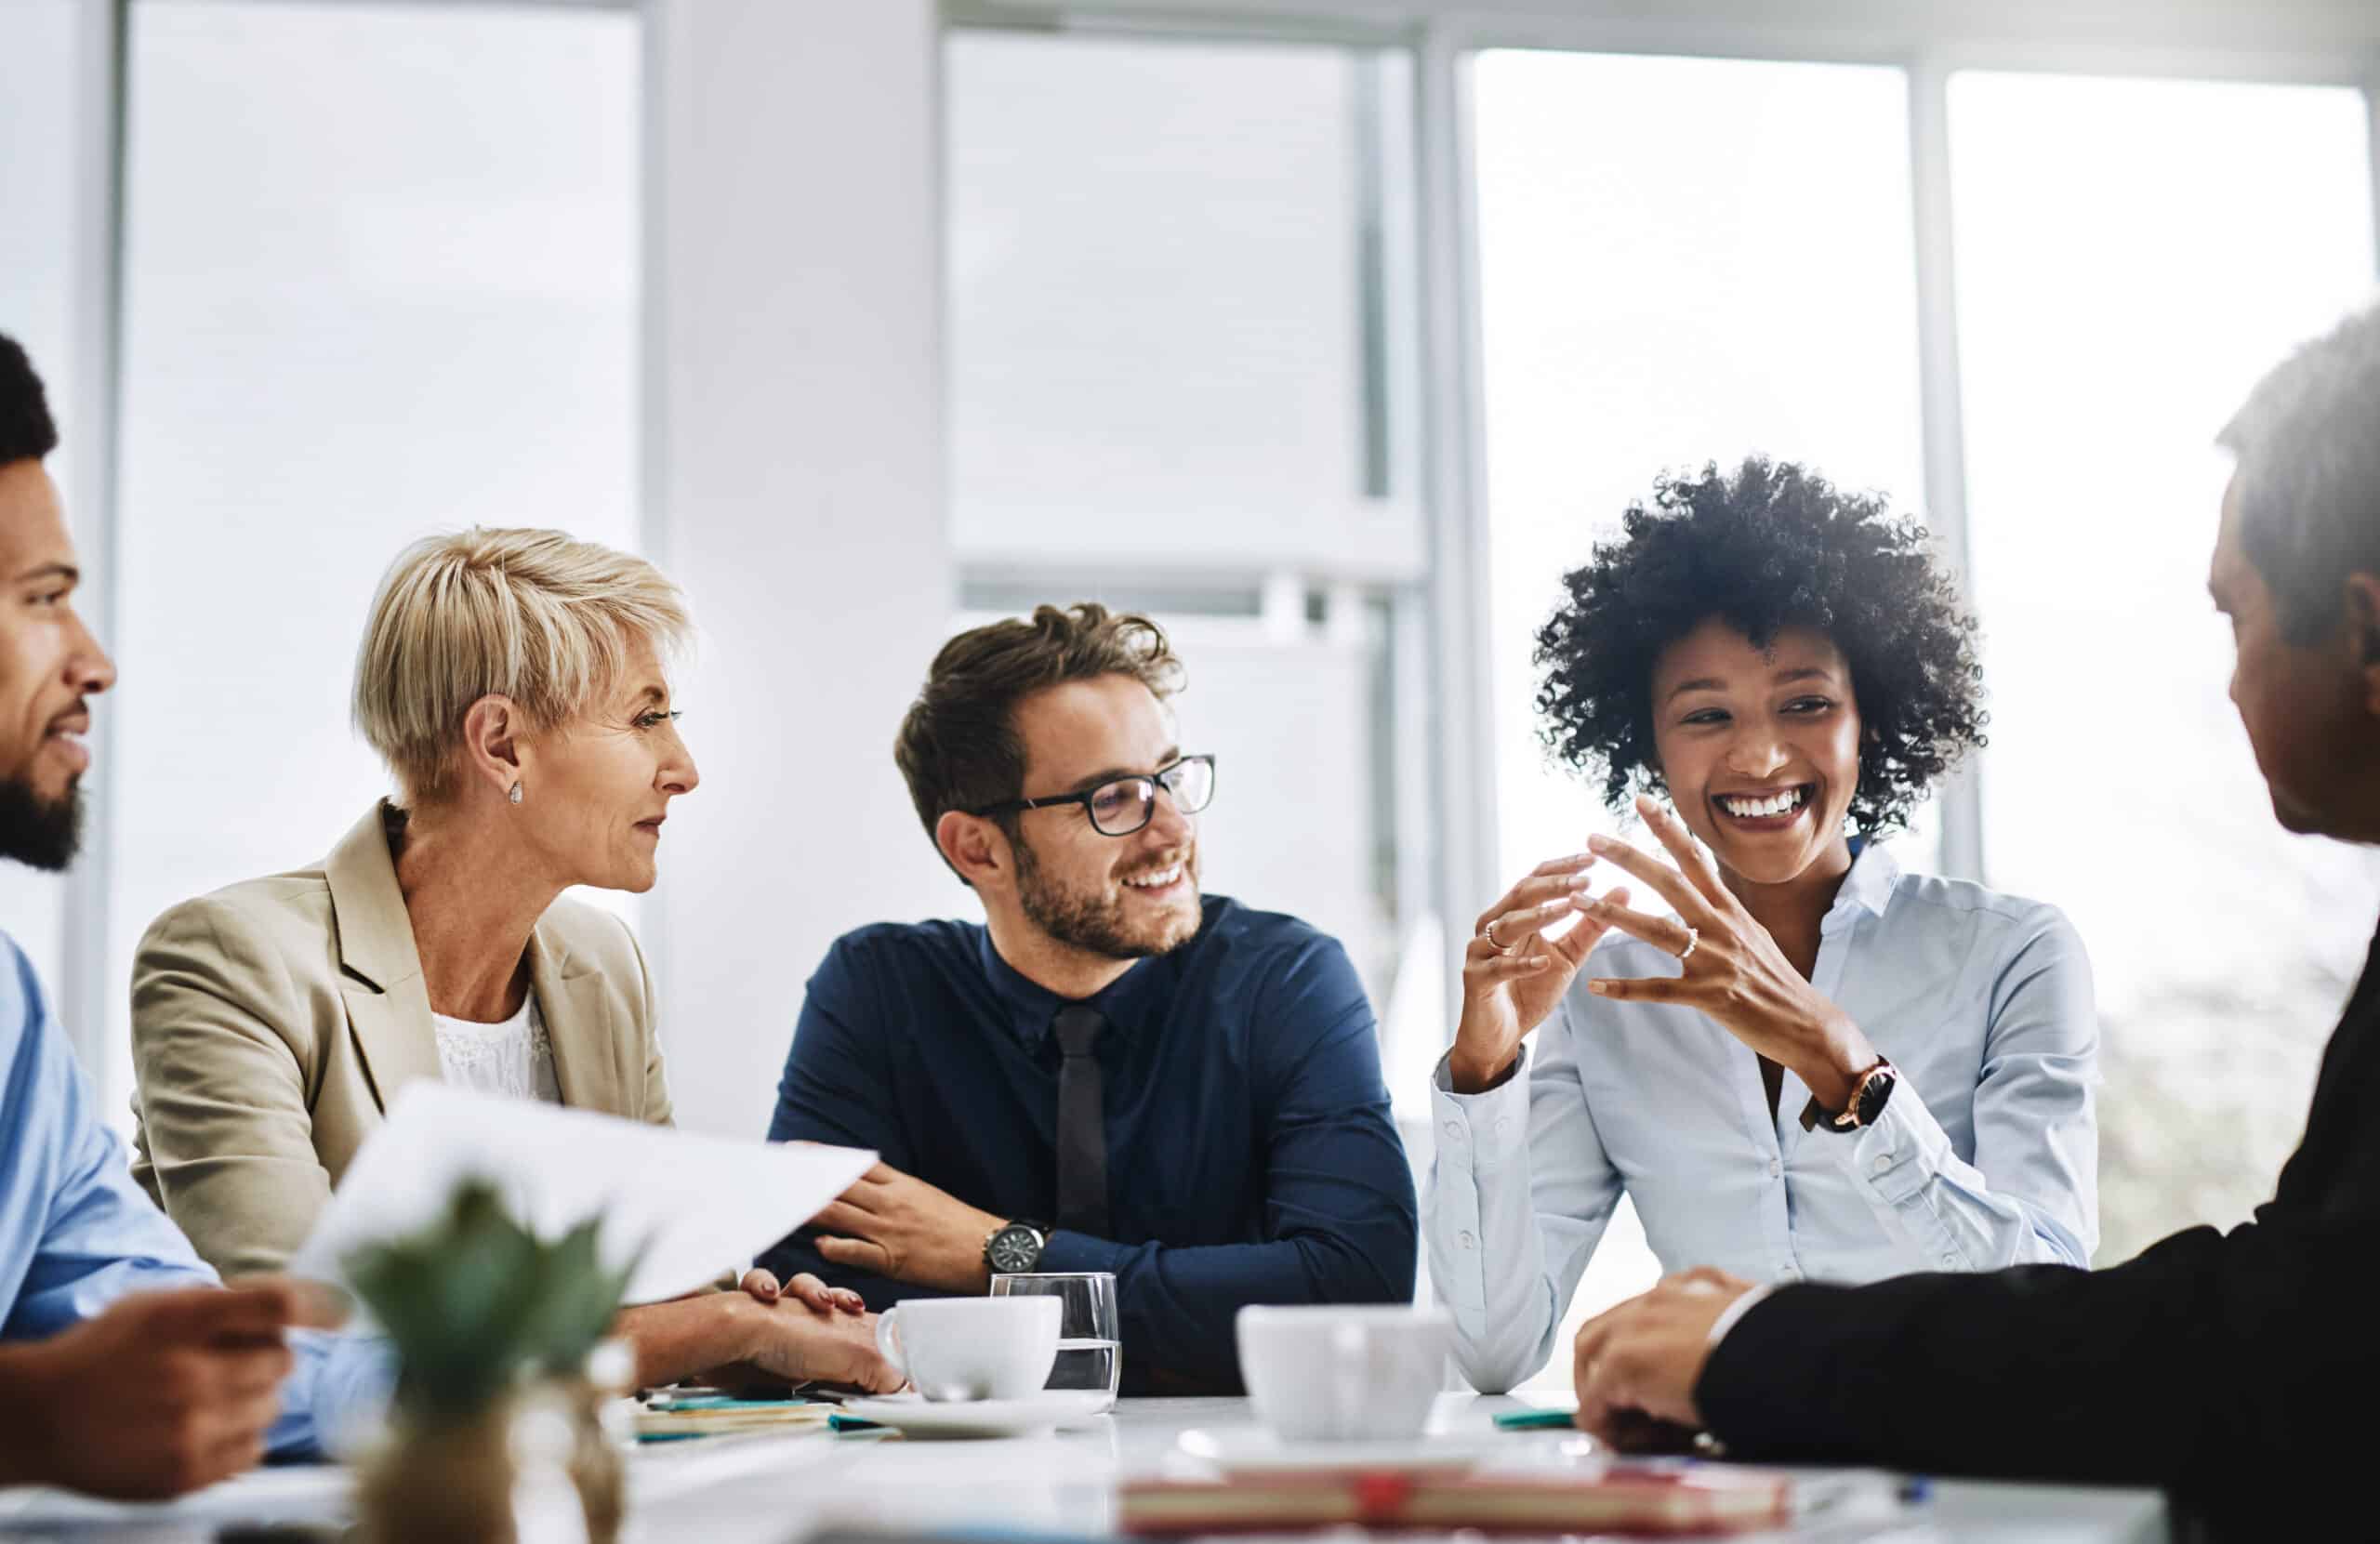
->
[[1697, 920, 2380, 1536]]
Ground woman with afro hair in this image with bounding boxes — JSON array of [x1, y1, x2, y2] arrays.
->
[[1425, 457, 2097, 1394]]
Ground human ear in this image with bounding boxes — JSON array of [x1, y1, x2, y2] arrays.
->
[[2347, 574, 2380, 718], [935, 810, 1011, 891], [460, 695, 522, 800]]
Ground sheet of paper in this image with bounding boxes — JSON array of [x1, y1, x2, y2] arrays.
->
[[286, 1082, 875, 1305], [0, 1461, 352, 1530]]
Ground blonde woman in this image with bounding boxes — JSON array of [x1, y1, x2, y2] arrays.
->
[[128, 528, 897, 1392]]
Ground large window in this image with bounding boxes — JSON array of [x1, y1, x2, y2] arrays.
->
[[1951, 72, 2380, 1261], [946, 32, 1436, 1094], [1476, 51, 1934, 889], [104, 0, 641, 1117]]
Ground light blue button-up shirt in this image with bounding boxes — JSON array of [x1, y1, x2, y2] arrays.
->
[[1425, 842, 2098, 1393], [0, 934, 389, 1460]]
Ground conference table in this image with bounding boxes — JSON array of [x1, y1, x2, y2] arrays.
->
[[0, 1393, 2169, 1543]]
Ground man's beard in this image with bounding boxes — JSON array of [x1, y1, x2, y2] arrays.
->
[[0, 775, 84, 872], [1013, 832, 1201, 962]]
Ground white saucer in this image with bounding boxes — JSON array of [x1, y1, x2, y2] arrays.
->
[[1176, 1425, 1502, 1476], [841, 1391, 1111, 1439]]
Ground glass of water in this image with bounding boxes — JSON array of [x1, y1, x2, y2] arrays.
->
[[989, 1271, 1120, 1410]]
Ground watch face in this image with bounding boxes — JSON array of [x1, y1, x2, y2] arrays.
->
[[1856, 1066, 1897, 1125], [987, 1226, 1041, 1273]]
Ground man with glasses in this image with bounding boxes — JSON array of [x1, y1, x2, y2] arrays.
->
[[760, 603, 1417, 1393]]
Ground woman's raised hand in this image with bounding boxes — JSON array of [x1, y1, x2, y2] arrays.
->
[[1447, 853, 1631, 1093], [1578, 796, 1876, 1112]]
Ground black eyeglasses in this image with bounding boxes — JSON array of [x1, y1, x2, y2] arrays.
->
[[972, 754, 1217, 838]]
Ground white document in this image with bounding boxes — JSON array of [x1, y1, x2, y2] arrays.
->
[[287, 1082, 875, 1305]]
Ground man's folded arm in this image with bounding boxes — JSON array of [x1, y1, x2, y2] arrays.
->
[[1046, 943, 1418, 1390], [758, 952, 906, 1287]]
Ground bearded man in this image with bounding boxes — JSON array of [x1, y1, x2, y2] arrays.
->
[[760, 604, 1416, 1393]]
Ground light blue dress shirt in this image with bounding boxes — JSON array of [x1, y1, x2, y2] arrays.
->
[[1426, 842, 2099, 1392], [0, 933, 390, 1459]]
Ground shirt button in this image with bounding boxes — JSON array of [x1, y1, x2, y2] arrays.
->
[[1767, 1158, 1782, 1180], [1939, 1253, 1958, 1268], [1495, 1116, 1512, 1136], [1458, 1231, 1476, 1250], [1872, 1154, 1893, 1174], [1442, 1120, 1462, 1139]]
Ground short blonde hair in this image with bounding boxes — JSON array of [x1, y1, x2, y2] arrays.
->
[[353, 527, 692, 804]]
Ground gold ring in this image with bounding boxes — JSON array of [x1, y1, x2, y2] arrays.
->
[[1482, 917, 1507, 952]]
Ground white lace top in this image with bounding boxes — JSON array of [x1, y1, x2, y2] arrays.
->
[[430, 992, 561, 1105]]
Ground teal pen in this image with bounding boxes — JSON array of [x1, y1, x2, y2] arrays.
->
[[1491, 1408, 1578, 1431]]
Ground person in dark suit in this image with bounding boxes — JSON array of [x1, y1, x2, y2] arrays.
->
[[1563, 303, 2380, 1537]]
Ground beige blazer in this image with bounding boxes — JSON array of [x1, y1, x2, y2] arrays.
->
[[130, 802, 672, 1279]]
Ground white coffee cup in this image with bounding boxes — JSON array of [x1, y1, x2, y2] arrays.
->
[[1236, 1305, 1450, 1442], [876, 1297, 1062, 1402]]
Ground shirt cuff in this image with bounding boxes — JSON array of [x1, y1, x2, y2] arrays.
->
[[1038, 1229, 1131, 1276], [1430, 1049, 1533, 1172], [1825, 1076, 1954, 1208], [270, 1329, 397, 1461], [1704, 1283, 1775, 1352]]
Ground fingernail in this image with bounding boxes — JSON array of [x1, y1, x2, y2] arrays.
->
[[1588, 835, 1610, 851], [1589, 980, 1609, 994]]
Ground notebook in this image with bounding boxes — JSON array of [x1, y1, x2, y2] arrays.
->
[[1118, 1465, 1792, 1535]]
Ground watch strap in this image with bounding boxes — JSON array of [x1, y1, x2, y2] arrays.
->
[[1798, 1059, 1896, 1133]]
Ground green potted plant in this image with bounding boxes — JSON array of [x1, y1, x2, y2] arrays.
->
[[345, 1180, 637, 1544]]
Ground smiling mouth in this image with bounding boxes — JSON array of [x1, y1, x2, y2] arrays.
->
[[1713, 785, 1813, 824], [44, 716, 90, 771], [1121, 861, 1188, 895]]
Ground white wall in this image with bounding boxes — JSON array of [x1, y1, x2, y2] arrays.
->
[[648, 0, 955, 1137]]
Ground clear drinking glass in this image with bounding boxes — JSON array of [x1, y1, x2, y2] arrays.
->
[[990, 1271, 1120, 1410]]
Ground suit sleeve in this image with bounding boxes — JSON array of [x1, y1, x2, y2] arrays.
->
[[757, 940, 909, 1283], [1696, 1205, 2380, 1513], [1038, 934, 1419, 1391], [128, 898, 336, 1279], [617, 913, 673, 1128]]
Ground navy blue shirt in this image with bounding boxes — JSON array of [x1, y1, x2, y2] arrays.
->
[[761, 895, 1419, 1393]]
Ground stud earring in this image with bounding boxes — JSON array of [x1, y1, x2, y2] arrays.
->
[[508, 783, 523, 805]]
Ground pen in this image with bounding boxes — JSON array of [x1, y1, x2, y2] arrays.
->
[[1491, 1408, 1578, 1431]]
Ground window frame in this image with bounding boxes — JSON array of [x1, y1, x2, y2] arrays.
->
[[950, 0, 2380, 1032], [30, 0, 2380, 1080]]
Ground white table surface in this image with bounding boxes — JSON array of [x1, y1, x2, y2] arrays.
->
[[0, 1393, 2171, 1543], [643, 1392, 2170, 1544]]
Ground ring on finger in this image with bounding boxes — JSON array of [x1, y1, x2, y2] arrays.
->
[[1480, 917, 1508, 953], [1677, 925, 1699, 962]]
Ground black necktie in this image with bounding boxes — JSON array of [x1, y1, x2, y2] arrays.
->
[[1051, 1003, 1110, 1238]]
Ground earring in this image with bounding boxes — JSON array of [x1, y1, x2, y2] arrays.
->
[[508, 783, 523, 805]]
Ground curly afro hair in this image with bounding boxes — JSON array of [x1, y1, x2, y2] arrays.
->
[[1533, 456, 1984, 837]]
